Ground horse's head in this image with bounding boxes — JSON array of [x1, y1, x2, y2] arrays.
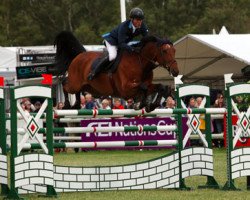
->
[[140, 36, 179, 77], [157, 42, 179, 77]]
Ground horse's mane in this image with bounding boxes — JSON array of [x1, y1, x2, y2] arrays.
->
[[54, 31, 86, 76], [139, 35, 173, 48]]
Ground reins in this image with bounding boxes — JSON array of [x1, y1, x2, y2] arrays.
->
[[137, 45, 176, 74]]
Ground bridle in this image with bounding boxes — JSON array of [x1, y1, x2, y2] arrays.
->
[[138, 43, 177, 74], [159, 44, 177, 73]]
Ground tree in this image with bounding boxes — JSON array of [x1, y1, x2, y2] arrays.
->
[[194, 0, 250, 34], [0, 0, 249, 46]]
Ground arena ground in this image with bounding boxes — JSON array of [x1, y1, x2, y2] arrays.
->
[[1, 148, 249, 200]]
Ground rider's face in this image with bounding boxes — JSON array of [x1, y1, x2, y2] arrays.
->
[[132, 18, 143, 28]]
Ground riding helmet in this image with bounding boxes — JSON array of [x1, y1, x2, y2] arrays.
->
[[129, 7, 144, 20]]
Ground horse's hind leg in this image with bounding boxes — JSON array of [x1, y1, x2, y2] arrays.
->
[[62, 80, 71, 109]]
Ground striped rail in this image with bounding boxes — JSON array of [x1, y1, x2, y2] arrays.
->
[[11, 124, 177, 135], [19, 140, 178, 150], [54, 108, 227, 117]]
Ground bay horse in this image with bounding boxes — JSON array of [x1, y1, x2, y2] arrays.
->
[[54, 31, 179, 112]]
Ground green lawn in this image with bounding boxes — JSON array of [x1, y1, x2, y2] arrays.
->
[[1, 148, 250, 200]]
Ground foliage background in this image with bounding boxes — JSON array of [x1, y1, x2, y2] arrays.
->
[[0, 0, 249, 46]]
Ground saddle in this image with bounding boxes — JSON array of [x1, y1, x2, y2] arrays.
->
[[91, 49, 122, 75]]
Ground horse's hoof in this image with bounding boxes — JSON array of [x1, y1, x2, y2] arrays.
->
[[68, 100, 81, 109], [145, 103, 157, 113], [145, 104, 152, 113], [133, 102, 141, 110], [63, 101, 71, 109], [71, 103, 81, 109]]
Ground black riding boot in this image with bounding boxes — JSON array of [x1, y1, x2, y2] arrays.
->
[[87, 55, 109, 80]]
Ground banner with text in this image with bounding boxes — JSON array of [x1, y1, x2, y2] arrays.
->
[[80, 117, 188, 150]]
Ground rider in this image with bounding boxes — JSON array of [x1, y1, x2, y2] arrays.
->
[[87, 7, 149, 80]]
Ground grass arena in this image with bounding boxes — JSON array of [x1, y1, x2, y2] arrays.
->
[[1, 75, 250, 200]]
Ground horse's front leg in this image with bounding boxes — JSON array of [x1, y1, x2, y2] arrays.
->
[[133, 83, 148, 110], [62, 79, 81, 109], [71, 92, 81, 109], [145, 84, 170, 112]]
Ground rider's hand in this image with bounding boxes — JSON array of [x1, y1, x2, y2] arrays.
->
[[133, 47, 141, 53], [127, 46, 134, 53]]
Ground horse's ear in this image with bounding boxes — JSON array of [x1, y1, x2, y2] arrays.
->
[[163, 37, 173, 45], [140, 35, 158, 48]]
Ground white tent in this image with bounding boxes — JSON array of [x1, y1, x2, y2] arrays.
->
[[0, 47, 16, 71], [0, 47, 17, 82], [153, 27, 250, 86], [175, 27, 250, 80]]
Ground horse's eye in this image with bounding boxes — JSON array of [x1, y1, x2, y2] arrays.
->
[[162, 49, 167, 53]]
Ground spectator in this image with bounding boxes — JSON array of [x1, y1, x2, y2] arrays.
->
[[80, 95, 86, 109], [188, 97, 202, 146], [213, 93, 225, 147], [196, 97, 203, 108], [113, 98, 124, 109], [34, 101, 42, 112], [57, 102, 64, 109], [85, 93, 96, 109], [196, 96, 206, 132], [21, 97, 30, 104], [101, 99, 111, 109], [188, 97, 197, 108], [54, 102, 67, 153], [235, 95, 247, 112], [21, 97, 35, 111], [164, 96, 175, 109], [213, 93, 225, 133], [125, 98, 134, 109], [23, 100, 35, 113], [20, 101, 26, 111]]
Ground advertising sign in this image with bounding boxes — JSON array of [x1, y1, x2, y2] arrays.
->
[[81, 117, 188, 150], [16, 64, 55, 79], [224, 115, 250, 147], [19, 53, 55, 63]]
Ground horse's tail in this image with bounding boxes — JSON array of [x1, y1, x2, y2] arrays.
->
[[54, 31, 86, 76]]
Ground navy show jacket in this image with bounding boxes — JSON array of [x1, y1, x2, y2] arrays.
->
[[103, 19, 148, 50]]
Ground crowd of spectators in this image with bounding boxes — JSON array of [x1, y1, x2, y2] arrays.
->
[[20, 98, 42, 113]]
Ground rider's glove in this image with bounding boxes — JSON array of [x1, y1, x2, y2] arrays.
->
[[126, 46, 134, 53]]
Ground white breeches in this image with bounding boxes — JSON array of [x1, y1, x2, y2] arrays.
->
[[105, 40, 117, 61]]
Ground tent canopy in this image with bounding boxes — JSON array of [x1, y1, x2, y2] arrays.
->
[[153, 27, 250, 85], [175, 27, 250, 80], [0, 47, 16, 71]]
